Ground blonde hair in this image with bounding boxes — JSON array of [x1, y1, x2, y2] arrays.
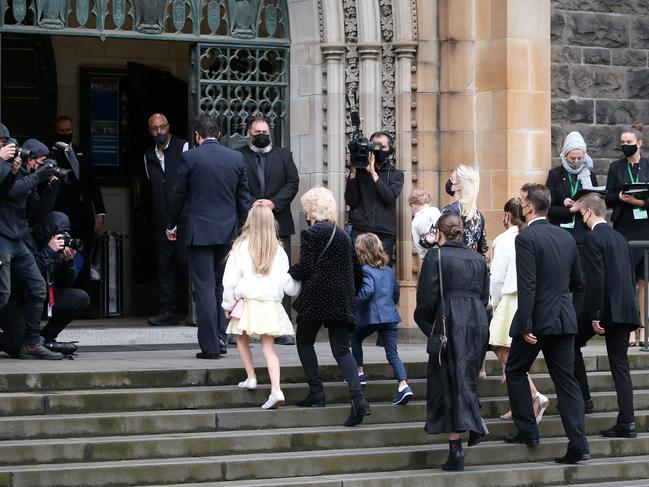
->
[[408, 188, 431, 206], [355, 233, 389, 269], [301, 187, 337, 223], [455, 164, 480, 219], [232, 205, 281, 276]]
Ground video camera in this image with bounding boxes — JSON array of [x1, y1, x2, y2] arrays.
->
[[346, 95, 383, 169]]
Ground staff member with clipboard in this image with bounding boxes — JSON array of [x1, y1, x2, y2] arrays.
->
[[605, 124, 649, 346], [546, 131, 599, 248]]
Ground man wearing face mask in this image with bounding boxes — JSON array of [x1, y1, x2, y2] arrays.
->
[[238, 116, 299, 344], [144, 113, 189, 326], [50, 115, 106, 294], [345, 132, 404, 266]]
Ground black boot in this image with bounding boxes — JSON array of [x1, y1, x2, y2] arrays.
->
[[343, 398, 371, 427], [296, 392, 326, 408], [441, 439, 464, 471], [468, 430, 484, 447]]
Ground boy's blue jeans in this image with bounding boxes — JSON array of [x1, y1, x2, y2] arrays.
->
[[351, 322, 407, 381]]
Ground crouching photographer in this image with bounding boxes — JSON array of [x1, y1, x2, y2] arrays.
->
[[0, 212, 88, 357]]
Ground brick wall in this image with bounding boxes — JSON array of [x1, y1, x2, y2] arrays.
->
[[551, 0, 649, 177]]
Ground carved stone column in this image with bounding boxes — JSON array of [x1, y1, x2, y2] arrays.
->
[[358, 44, 383, 135], [321, 44, 347, 218]]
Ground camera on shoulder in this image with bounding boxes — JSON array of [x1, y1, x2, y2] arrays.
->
[[346, 95, 384, 169]]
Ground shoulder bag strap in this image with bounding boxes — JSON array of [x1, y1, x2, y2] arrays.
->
[[436, 246, 447, 339], [316, 224, 337, 263]]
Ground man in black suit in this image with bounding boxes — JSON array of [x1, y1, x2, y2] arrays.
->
[[51, 116, 106, 293], [166, 114, 251, 359], [574, 193, 640, 438], [505, 183, 589, 464], [144, 113, 189, 326], [239, 116, 299, 345]]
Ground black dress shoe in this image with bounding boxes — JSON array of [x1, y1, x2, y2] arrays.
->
[[344, 399, 371, 427], [296, 393, 326, 407], [503, 432, 540, 446], [196, 352, 220, 359], [555, 449, 590, 464], [148, 311, 178, 326], [584, 399, 594, 414], [219, 339, 227, 355], [274, 335, 296, 345], [601, 422, 637, 438]]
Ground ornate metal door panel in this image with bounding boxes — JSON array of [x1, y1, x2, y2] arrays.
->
[[191, 43, 289, 149]]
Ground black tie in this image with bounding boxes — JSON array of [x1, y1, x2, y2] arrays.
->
[[256, 153, 266, 196]]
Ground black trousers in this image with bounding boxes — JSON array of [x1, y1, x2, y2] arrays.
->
[[296, 320, 364, 402], [187, 244, 229, 355], [574, 321, 635, 424], [154, 227, 188, 314], [506, 334, 589, 454]]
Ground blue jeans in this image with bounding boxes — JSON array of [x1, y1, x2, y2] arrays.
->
[[0, 236, 46, 344], [351, 322, 407, 381]]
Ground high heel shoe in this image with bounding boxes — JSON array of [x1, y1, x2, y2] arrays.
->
[[261, 391, 285, 409], [533, 392, 549, 424], [237, 378, 257, 390], [296, 392, 326, 407]]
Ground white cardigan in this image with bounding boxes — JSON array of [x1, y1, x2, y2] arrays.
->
[[411, 205, 441, 259], [222, 240, 301, 312], [489, 225, 519, 308]]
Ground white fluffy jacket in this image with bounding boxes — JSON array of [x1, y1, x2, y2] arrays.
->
[[489, 225, 519, 308], [222, 240, 301, 312]]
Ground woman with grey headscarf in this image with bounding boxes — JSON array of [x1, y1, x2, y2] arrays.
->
[[546, 131, 599, 248]]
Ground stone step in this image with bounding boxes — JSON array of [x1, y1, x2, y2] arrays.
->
[[141, 454, 649, 487], [1, 369, 647, 417], [0, 410, 646, 466], [1, 436, 647, 487], [2, 388, 647, 441]]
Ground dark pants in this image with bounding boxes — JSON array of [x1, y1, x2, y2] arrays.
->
[[188, 244, 229, 354], [506, 334, 588, 454], [74, 230, 94, 293], [296, 320, 364, 402], [350, 229, 395, 267], [154, 226, 188, 314], [351, 323, 407, 381], [574, 321, 635, 424], [280, 235, 292, 319], [41, 288, 90, 341], [0, 237, 46, 344]]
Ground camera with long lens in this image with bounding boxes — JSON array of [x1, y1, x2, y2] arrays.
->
[[47, 142, 76, 184], [41, 159, 73, 184], [60, 231, 84, 252], [346, 95, 383, 169], [5, 138, 32, 161]]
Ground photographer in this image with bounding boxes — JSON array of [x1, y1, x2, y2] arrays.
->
[[345, 132, 404, 266], [0, 137, 63, 359], [0, 123, 23, 200]]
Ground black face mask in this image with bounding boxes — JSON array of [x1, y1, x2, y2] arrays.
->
[[57, 133, 73, 144], [445, 178, 455, 196], [154, 133, 169, 145], [305, 218, 312, 227], [375, 150, 389, 165], [622, 144, 639, 158], [252, 133, 271, 149]]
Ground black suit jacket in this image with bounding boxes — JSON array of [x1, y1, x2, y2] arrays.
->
[[167, 139, 251, 247], [510, 218, 584, 337], [582, 223, 641, 327], [605, 156, 649, 222], [51, 145, 106, 237], [144, 135, 186, 226], [239, 146, 299, 237]]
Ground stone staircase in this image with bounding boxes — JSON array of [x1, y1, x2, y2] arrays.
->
[[1, 353, 649, 486]]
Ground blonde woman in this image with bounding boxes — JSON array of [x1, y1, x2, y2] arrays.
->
[[443, 165, 488, 257], [289, 187, 371, 427], [222, 206, 301, 410]]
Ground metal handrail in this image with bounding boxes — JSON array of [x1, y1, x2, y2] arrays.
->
[[628, 241, 649, 352]]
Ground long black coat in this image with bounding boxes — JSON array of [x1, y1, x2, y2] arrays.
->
[[414, 241, 489, 435], [289, 221, 363, 325]]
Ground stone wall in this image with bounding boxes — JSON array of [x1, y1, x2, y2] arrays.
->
[[551, 1, 649, 176]]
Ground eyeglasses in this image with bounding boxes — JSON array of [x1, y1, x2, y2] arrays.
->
[[149, 124, 168, 131]]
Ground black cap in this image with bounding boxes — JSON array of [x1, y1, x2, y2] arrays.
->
[[22, 138, 50, 158], [0, 123, 10, 140]]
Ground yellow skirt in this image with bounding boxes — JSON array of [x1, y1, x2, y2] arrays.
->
[[226, 299, 295, 339], [489, 293, 517, 348]]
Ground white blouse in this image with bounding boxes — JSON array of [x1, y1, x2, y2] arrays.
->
[[489, 225, 519, 308]]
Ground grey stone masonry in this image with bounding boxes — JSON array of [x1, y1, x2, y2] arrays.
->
[[551, 1, 649, 176]]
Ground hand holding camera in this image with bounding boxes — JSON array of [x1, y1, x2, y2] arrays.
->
[[48, 234, 65, 252], [0, 143, 16, 162]]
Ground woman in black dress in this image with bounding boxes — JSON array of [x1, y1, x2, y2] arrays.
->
[[414, 212, 490, 472], [289, 187, 371, 427], [605, 124, 648, 345]]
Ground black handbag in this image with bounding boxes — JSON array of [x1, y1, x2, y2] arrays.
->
[[427, 246, 448, 365], [292, 224, 337, 312]]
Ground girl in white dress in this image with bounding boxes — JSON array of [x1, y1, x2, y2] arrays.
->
[[222, 205, 300, 409]]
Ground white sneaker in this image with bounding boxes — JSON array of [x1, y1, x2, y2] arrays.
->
[[261, 391, 285, 409], [238, 378, 257, 390], [534, 392, 550, 424]]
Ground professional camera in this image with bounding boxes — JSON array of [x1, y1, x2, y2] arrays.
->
[[60, 231, 84, 252], [5, 138, 32, 161], [41, 159, 73, 184], [346, 95, 383, 169]]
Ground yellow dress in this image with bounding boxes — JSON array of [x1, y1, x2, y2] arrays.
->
[[226, 299, 295, 339], [489, 293, 517, 348]]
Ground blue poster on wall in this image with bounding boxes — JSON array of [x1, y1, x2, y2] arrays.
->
[[89, 77, 120, 167]]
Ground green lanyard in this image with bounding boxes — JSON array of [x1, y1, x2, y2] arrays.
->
[[567, 174, 580, 198], [628, 164, 640, 184]]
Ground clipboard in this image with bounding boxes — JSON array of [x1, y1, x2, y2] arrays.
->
[[623, 183, 649, 200]]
